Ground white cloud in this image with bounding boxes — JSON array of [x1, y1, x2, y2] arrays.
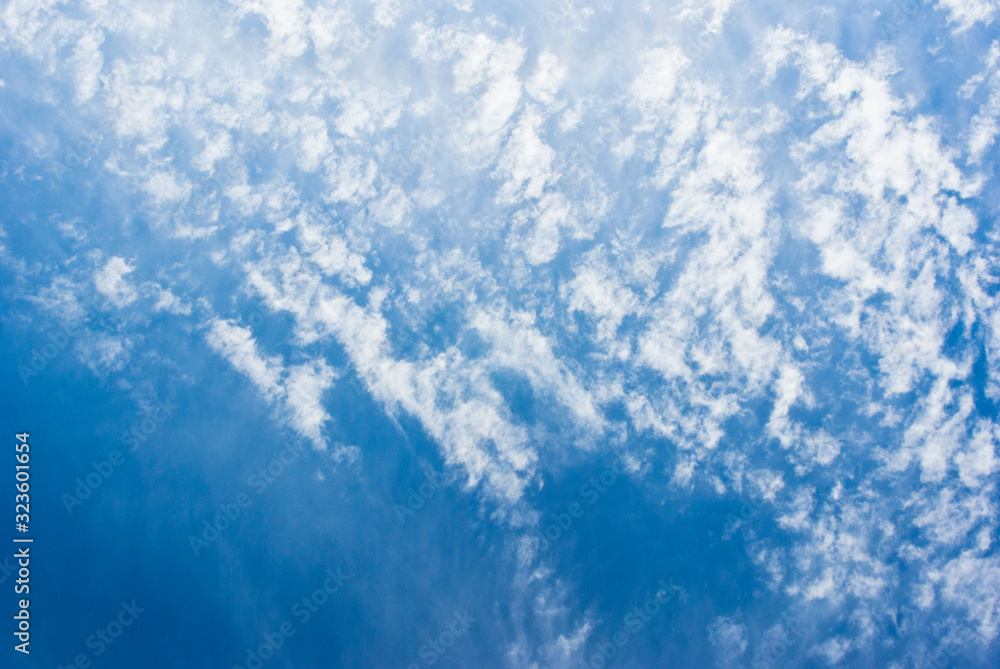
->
[[95, 256, 137, 307], [412, 23, 524, 158], [629, 47, 690, 126], [3, 3, 999, 661], [68, 30, 104, 103], [143, 170, 192, 205], [935, 0, 999, 31], [526, 50, 566, 105], [566, 262, 638, 343], [494, 106, 557, 204], [293, 211, 372, 285], [244, 249, 538, 502], [935, 553, 1000, 639], [205, 318, 336, 450], [677, 0, 738, 33], [470, 305, 604, 432], [707, 615, 747, 665], [206, 318, 284, 399], [965, 40, 1000, 164], [369, 184, 412, 229], [153, 289, 191, 315], [283, 360, 336, 445]]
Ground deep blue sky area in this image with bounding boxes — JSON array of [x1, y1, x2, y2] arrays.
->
[[2, 1, 1000, 668]]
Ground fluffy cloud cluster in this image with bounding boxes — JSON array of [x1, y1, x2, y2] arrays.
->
[[2, 0, 998, 666]]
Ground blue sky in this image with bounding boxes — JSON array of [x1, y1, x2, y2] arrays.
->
[[1, 0, 999, 667]]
